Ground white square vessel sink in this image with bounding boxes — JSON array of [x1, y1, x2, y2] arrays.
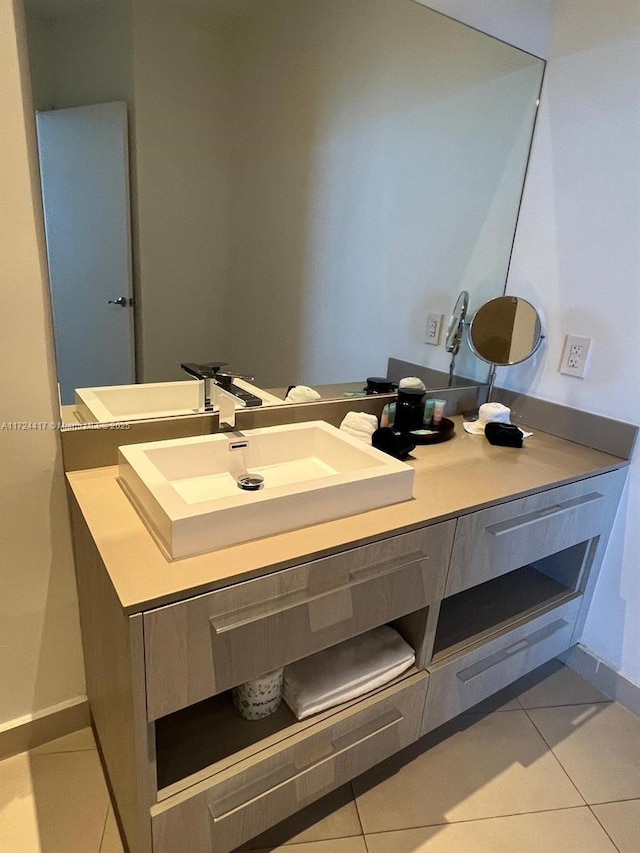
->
[[118, 421, 414, 558], [75, 380, 205, 423]]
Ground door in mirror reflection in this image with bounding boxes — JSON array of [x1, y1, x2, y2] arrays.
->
[[36, 102, 135, 404]]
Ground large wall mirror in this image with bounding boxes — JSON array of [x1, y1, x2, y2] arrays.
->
[[23, 0, 544, 416]]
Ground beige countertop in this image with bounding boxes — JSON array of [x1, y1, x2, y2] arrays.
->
[[66, 417, 626, 615]]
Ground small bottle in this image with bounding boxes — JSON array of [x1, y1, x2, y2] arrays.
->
[[431, 399, 446, 426], [380, 402, 396, 428], [423, 399, 435, 424]]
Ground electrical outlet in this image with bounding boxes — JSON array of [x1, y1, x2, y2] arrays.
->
[[425, 313, 443, 345], [560, 335, 592, 378]]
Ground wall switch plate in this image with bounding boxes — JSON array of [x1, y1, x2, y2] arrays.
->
[[560, 335, 592, 378], [425, 313, 443, 345]]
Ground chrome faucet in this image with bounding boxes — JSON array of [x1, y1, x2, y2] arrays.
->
[[180, 362, 228, 411], [180, 362, 263, 413], [214, 384, 242, 431]]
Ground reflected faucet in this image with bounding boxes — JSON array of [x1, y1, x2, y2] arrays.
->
[[180, 362, 228, 411], [180, 362, 263, 433], [180, 362, 263, 414]]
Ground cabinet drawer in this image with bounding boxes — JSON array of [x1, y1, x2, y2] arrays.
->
[[445, 471, 623, 597], [422, 597, 580, 734], [152, 673, 428, 853], [144, 523, 453, 720]]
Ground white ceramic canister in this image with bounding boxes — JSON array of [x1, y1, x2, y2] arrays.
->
[[232, 668, 284, 721]]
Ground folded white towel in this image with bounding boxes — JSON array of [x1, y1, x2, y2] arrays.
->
[[285, 385, 322, 403], [283, 626, 415, 720], [339, 411, 378, 444], [463, 403, 533, 437]]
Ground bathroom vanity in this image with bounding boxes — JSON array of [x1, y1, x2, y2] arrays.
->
[[66, 417, 629, 853]]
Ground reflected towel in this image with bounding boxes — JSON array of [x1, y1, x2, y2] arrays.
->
[[285, 385, 322, 403], [399, 376, 426, 391], [339, 411, 378, 444], [283, 626, 415, 720]]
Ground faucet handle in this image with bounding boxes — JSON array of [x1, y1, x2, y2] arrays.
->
[[181, 361, 229, 380], [215, 372, 254, 389], [214, 373, 263, 409]]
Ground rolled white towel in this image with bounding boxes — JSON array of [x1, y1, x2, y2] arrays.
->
[[283, 626, 415, 720], [285, 385, 322, 403], [339, 411, 378, 443], [463, 402, 533, 438], [399, 376, 426, 391]]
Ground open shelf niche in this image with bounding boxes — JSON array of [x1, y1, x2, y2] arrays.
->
[[432, 540, 590, 664], [155, 607, 430, 797]]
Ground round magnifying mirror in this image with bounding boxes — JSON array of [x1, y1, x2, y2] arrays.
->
[[469, 296, 543, 366], [445, 290, 469, 356]]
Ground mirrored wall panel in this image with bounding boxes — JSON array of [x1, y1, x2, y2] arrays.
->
[[24, 0, 544, 412]]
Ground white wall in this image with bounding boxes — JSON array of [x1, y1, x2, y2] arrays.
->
[[501, 0, 640, 684], [25, 0, 133, 112], [0, 1, 85, 729], [51, 1, 132, 110], [419, 0, 557, 59], [132, 0, 232, 382], [23, 7, 54, 110]]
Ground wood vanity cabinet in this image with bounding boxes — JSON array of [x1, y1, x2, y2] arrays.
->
[[68, 464, 627, 853], [422, 470, 625, 734], [144, 525, 452, 721]]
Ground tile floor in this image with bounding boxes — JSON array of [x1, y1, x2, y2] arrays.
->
[[1, 660, 638, 853]]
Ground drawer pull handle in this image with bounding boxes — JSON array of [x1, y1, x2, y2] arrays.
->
[[487, 492, 603, 538], [209, 708, 403, 822], [210, 554, 427, 634], [456, 619, 568, 684]]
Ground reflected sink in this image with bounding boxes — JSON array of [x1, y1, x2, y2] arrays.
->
[[75, 379, 286, 423], [118, 421, 414, 558], [76, 380, 205, 423]]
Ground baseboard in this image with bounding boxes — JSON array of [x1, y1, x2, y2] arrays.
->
[[0, 696, 90, 760], [561, 644, 640, 717]]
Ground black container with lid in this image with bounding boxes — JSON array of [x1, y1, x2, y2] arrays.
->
[[365, 376, 396, 395], [394, 387, 425, 433]]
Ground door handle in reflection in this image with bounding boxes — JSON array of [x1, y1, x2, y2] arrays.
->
[[107, 296, 131, 307]]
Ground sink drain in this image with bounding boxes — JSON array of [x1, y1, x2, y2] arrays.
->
[[236, 474, 264, 492]]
